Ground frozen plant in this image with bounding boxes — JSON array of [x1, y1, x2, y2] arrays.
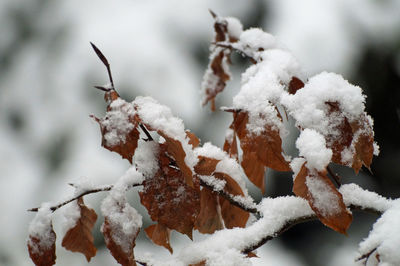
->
[[27, 11, 398, 266]]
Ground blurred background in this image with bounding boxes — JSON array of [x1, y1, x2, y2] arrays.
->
[[1, 0, 399, 265]]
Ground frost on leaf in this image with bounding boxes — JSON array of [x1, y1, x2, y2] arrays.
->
[[139, 143, 200, 240], [61, 197, 97, 261], [93, 98, 139, 163], [232, 111, 290, 193], [201, 14, 242, 110], [145, 223, 173, 254], [293, 163, 352, 234], [28, 204, 56, 266]]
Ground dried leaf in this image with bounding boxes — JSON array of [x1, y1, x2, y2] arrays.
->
[[145, 224, 173, 254], [223, 125, 238, 161], [293, 163, 352, 234], [202, 49, 232, 111], [186, 130, 200, 148], [28, 226, 56, 266], [233, 111, 290, 193], [61, 198, 97, 261], [102, 218, 139, 266], [194, 156, 219, 176], [215, 172, 249, 228], [288, 76, 305, 95], [195, 188, 223, 234], [139, 144, 200, 239], [93, 101, 140, 164], [324, 102, 374, 173]]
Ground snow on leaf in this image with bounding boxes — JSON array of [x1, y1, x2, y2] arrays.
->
[[102, 218, 139, 266], [134, 96, 198, 187], [281, 72, 376, 173], [293, 163, 352, 234], [194, 188, 224, 234], [232, 111, 290, 193], [139, 143, 200, 239], [223, 125, 238, 161], [145, 223, 173, 254], [101, 168, 143, 266], [27, 204, 56, 266], [201, 14, 241, 111], [61, 197, 97, 262], [93, 98, 139, 163]]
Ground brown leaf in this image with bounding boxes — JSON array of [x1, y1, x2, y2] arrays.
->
[[233, 111, 290, 192], [139, 144, 200, 239], [194, 156, 219, 176], [324, 102, 374, 173], [28, 226, 56, 266], [102, 218, 139, 266], [203, 50, 232, 111], [288, 76, 305, 95], [293, 163, 352, 234], [223, 125, 238, 161], [214, 172, 249, 228], [186, 130, 200, 148], [145, 224, 173, 254], [93, 101, 140, 164], [195, 188, 223, 234], [62, 197, 97, 261], [189, 260, 206, 266]]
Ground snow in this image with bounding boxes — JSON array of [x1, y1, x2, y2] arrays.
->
[[289, 157, 306, 177], [339, 183, 392, 213], [134, 140, 160, 178], [60, 200, 80, 236], [194, 142, 226, 161], [101, 98, 135, 146], [305, 176, 340, 216], [225, 17, 243, 40], [134, 96, 198, 175], [296, 129, 332, 171], [236, 28, 281, 60], [101, 168, 144, 253], [281, 72, 367, 132], [27, 203, 55, 252], [358, 199, 400, 265], [198, 175, 226, 191]]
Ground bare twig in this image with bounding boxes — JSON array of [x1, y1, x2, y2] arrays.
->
[[140, 124, 154, 142], [327, 165, 341, 187], [356, 247, 378, 265], [199, 179, 259, 215], [28, 183, 142, 213], [90, 42, 115, 90]]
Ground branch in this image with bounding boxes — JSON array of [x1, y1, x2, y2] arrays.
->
[[199, 179, 259, 215], [242, 202, 384, 254], [28, 183, 142, 212]]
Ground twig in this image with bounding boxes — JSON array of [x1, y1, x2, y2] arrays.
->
[[140, 124, 154, 142], [356, 247, 378, 265], [90, 42, 115, 90], [242, 205, 383, 254], [136, 260, 148, 266], [199, 179, 259, 215], [327, 165, 341, 187], [28, 183, 142, 213]]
